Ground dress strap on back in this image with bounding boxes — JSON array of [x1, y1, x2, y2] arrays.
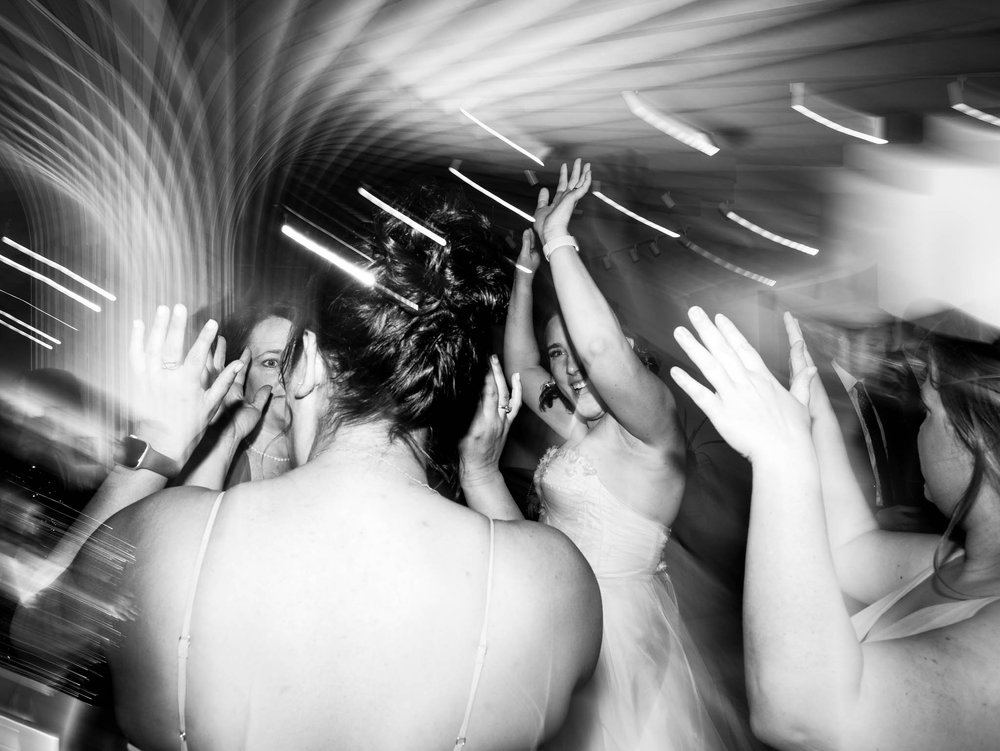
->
[[453, 517, 496, 750], [176, 491, 225, 751]]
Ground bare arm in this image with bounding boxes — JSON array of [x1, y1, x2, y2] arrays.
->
[[787, 315, 938, 604], [22, 305, 242, 600], [671, 308, 863, 750], [537, 161, 681, 451], [502, 229, 580, 441]]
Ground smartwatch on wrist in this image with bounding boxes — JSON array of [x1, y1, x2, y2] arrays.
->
[[116, 435, 182, 479]]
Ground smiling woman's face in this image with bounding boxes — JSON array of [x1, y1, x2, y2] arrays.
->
[[246, 316, 292, 432], [544, 315, 604, 422]]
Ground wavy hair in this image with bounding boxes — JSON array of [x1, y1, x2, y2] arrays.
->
[[921, 334, 1000, 592]]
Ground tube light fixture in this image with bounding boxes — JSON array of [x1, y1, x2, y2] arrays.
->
[[0, 252, 100, 312], [358, 187, 447, 246], [281, 224, 419, 312], [721, 205, 819, 256], [592, 190, 680, 238], [0, 309, 60, 344], [448, 165, 535, 223], [790, 83, 887, 145], [948, 79, 1000, 128], [459, 108, 545, 166], [0, 318, 53, 349], [622, 91, 719, 156], [2, 237, 116, 301], [678, 236, 776, 287]]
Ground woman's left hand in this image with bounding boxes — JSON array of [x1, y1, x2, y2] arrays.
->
[[669, 307, 815, 463], [459, 356, 522, 487], [534, 159, 591, 246]]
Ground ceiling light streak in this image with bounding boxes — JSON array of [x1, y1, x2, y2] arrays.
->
[[281, 224, 419, 312], [722, 208, 818, 255], [677, 237, 776, 287], [0, 309, 60, 344], [357, 187, 447, 246], [448, 167, 535, 223], [592, 191, 680, 238], [790, 83, 887, 145], [459, 108, 545, 166], [622, 91, 719, 156], [948, 80, 1000, 127], [0, 253, 100, 312], [2, 236, 117, 301], [282, 204, 374, 263], [0, 318, 53, 350], [0, 289, 78, 330]]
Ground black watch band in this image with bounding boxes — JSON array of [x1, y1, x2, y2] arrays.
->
[[117, 435, 182, 479]]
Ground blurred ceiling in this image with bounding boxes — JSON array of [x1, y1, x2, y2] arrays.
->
[[1, 0, 1000, 367]]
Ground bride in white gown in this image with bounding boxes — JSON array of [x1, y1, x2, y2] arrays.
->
[[462, 160, 756, 750]]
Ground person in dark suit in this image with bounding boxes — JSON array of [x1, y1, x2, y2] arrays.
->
[[797, 311, 945, 533]]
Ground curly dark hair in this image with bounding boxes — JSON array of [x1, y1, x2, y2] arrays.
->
[[286, 181, 510, 483]]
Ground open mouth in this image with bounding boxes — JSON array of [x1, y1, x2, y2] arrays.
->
[[571, 380, 589, 396]]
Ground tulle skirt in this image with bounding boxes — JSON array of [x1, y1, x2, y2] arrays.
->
[[544, 564, 757, 751]]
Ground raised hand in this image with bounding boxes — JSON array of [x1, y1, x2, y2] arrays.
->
[[459, 355, 523, 488], [670, 307, 815, 462], [127, 304, 245, 465], [515, 228, 541, 277], [534, 159, 591, 246]]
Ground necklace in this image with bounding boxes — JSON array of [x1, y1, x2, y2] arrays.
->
[[375, 454, 435, 492], [246, 444, 291, 462]]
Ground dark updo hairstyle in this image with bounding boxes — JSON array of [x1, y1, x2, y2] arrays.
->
[[920, 333, 1000, 591], [288, 180, 510, 485]]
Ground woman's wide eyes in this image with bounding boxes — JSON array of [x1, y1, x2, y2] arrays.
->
[[261, 357, 280, 369]]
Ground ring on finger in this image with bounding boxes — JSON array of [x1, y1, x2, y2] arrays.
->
[[499, 403, 512, 414], [161, 361, 180, 370]]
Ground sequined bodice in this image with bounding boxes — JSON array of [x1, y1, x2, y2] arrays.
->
[[534, 445, 670, 578]]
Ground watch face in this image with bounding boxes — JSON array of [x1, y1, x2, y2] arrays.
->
[[117, 435, 148, 469]]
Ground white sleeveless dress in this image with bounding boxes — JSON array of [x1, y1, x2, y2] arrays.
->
[[535, 445, 754, 751]]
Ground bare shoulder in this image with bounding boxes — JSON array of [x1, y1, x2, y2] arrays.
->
[[104, 485, 226, 541], [496, 520, 601, 619], [850, 599, 1000, 750]]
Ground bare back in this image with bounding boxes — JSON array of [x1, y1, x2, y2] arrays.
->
[[105, 472, 601, 751]]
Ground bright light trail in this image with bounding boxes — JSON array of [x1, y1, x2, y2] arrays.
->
[[2, 236, 116, 300], [358, 187, 447, 246], [459, 108, 545, 166], [592, 191, 680, 238]]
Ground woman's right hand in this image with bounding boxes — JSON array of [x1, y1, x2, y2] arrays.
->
[[533, 159, 591, 246], [459, 356, 522, 488]]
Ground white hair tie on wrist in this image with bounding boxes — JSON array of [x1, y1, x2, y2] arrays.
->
[[542, 235, 579, 261]]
